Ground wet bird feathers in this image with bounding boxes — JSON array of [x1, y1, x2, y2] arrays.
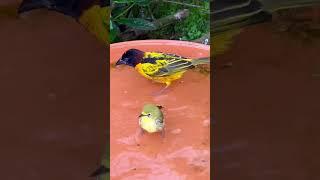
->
[[140, 52, 208, 77]]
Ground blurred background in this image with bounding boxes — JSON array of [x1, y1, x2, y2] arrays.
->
[[109, 0, 210, 44], [214, 2, 320, 179], [0, 0, 107, 179]]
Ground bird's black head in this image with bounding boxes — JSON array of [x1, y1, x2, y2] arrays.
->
[[115, 49, 144, 67]]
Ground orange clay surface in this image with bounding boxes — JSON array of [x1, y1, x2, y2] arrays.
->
[[110, 40, 210, 180]]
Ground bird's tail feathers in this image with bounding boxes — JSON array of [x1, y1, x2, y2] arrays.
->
[[192, 57, 210, 65]]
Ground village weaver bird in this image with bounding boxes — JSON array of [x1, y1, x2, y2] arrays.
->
[[115, 49, 210, 93], [138, 104, 165, 138], [213, 0, 320, 57]]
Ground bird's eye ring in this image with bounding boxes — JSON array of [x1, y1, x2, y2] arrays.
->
[[147, 113, 151, 116]]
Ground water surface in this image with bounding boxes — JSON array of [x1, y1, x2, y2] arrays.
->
[[111, 43, 210, 180]]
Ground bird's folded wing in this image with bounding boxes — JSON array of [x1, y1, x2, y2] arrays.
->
[[141, 58, 193, 77], [153, 59, 194, 76]]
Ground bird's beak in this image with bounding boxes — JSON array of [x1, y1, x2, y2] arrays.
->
[[138, 114, 146, 118], [115, 58, 124, 66]]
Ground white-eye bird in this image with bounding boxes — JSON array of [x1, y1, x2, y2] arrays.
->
[[138, 104, 165, 138]]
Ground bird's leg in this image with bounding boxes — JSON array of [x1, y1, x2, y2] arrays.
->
[[135, 127, 144, 145], [139, 127, 144, 136], [161, 129, 165, 138], [159, 85, 169, 94], [151, 82, 171, 96]]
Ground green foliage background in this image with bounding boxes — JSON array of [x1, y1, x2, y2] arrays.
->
[[110, 0, 210, 43]]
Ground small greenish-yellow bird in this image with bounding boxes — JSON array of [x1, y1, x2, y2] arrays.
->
[[138, 104, 165, 137]]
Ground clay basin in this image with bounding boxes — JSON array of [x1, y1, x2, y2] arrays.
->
[[110, 40, 210, 180]]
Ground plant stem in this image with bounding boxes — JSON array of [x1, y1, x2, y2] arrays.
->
[[113, 3, 135, 20], [119, 9, 190, 41], [148, 6, 155, 20], [193, 32, 210, 44]]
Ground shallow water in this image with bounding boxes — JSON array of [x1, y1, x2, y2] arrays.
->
[[110, 43, 210, 180]]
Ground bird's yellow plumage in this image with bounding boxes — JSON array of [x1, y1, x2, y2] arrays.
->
[[135, 63, 186, 87], [116, 49, 210, 92], [138, 104, 165, 137], [139, 115, 159, 133]]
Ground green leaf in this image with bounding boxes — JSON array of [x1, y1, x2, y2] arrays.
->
[[116, 18, 157, 30], [110, 20, 119, 42]]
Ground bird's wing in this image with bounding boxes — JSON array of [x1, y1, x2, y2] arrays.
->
[[157, 58, 194, 76], [155, 118, 164, 127], [141, 55, 194, 77]]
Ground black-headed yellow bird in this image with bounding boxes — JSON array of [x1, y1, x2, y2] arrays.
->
[[115, 49, 210, 92], [17, 0, 109, 44], [213, 0, 320, 56]]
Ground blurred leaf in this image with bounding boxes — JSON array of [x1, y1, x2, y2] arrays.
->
[[100, 6, 109, 28], [110, 20, 119, 42], [116, 18, 157, 30], [135, 0, 152, 6], [114, 0, 150, 3], [78, 5, 109, 43], [113, 0, 135, 3]]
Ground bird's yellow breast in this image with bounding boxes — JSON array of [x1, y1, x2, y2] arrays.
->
[[135, 63, 186, 85], [139, 116, 158, 133]]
